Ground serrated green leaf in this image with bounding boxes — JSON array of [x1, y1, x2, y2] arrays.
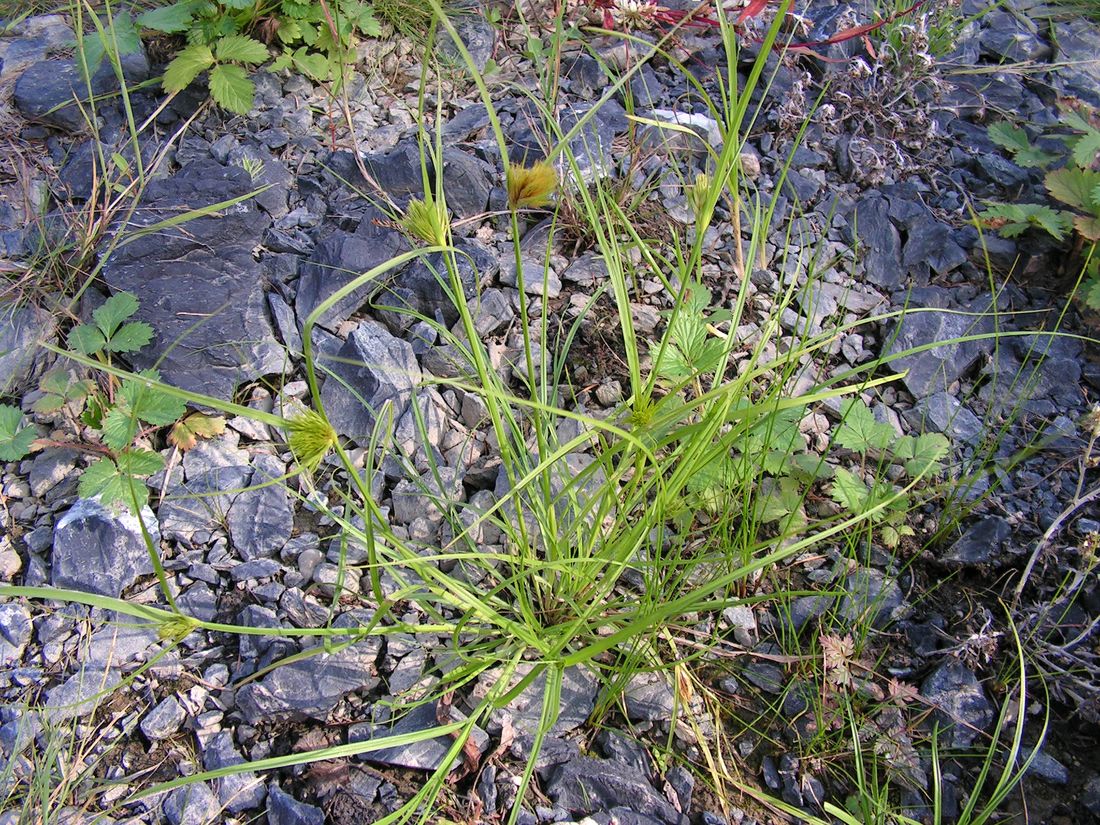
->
[[0, 404, 36, 461], [1070, 130, 1100, 169], [215, 34, 269, 64], [222, 0, 255, 8], [67, 324, 106, 355], [208, 63, 254, 113], [830, 467, 869, 514], [357, 6, 381, 37], [277, 19, 303, 43], [105, 321, 154, 353], [116, 448, 165, 476], [987, 122, 1057, 168], [292, 49, 332, 81], [1034, 208, 1075, 240], [93, 291, 139, 337], [79, 456, 150, 512], [163, 44, 215, 92], [1081, 273, 1100, 310], [39, 368, 73, 396], [101, 406, 140, 451], [894, 432, 950, 476], [755, 476, 804, 524], [1046, 167, 1100, 211], [119, 371, 187, 426], [834, 399, 895, 452], [137, 1, 200, 34]]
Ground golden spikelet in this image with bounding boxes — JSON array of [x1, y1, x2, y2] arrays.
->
[[507, 160, 557, 210]]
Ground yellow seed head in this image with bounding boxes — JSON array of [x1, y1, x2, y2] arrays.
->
[[400, 193, 449, 246], [507, 161, 557, 210]]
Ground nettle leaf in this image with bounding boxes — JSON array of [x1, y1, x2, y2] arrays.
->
[[93, 291, 139, 338], [894, 432, 950, 477], [119, 370, 187, 426], [0, 404, 36, 461], [987, 122, 1057, 168], [215, 34, 269, 64], [67, 323, 107, 355], [106, 321, 154, 353], [834, 399, 895, 452], [209, 63, 255, 113], [137, 1, 201, 34], [163, 44, 215, 92], [169, 413, 226, 451], [830, 466, 869, 514], [1046, 167, 1100, 211]]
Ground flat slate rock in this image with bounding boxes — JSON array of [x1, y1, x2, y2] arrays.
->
[[318, 319, 421, 445], [350, 701, 490, 771], [0, 302, 58, 396], [101, 160, 285, 400], [545, 757, 688, 825], [920, 661, 993, 749], [52, 498, 159, 598], [13, 52, 149, 132], [235, 637, 382, 724]]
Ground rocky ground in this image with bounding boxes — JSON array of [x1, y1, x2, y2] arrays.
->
[[2, 1, 1100, 823]]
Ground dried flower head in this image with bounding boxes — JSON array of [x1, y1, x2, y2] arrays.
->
[[507, 161, 557, 210], [610, 0, 660, 30]]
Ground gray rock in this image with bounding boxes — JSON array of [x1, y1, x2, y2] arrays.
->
[[140, 695, 186, 741], [52, 498, 159, 598], [235, 637, 381, 724], [227, 453, 293, 560], [559, 100, 628, 182], [28, 448, 80, 498], [622, 672, 676, 723], [907, 392, 983, 441], [441, 149, 493, 219], [267, 784, 324, 825], [849, 195, 904, 289], [162, 782, 219, 825], [1021, 747, 1069, 785], [0, 603, 32, 667], [375, 240, 496, 331], [499, 254, 561, 297], [391, 467, 465, 526], [227, 144, 292, 218], [360, 141, 427, 201], [1082, 775, 1100, 816], [13, 52, 148, 132], [941, 517, 1013, 567], [102, 161, 285, 400], [0, 302, 58, 396], [295, 220, 409, 332], [920, 661, 993, 749], [562, 252, 608, 287], [0, 15, 74, 81], [319, 320, 421, 445], [45, 665, 123, 723], [902, 218, 967, 277], [204, 731, 266, 813], [545, 757, 686, 825], [593, 729, 651, 777], [86, 622, 158, 669], [467, 664, 596, 737], [884, 299, 994, 399], [1051, 20, 1100, 107], [438, 13, 495, 72], [351, 701, 489, 771], [980, 9, 1048, 63], [838, 569, 907, 629]]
